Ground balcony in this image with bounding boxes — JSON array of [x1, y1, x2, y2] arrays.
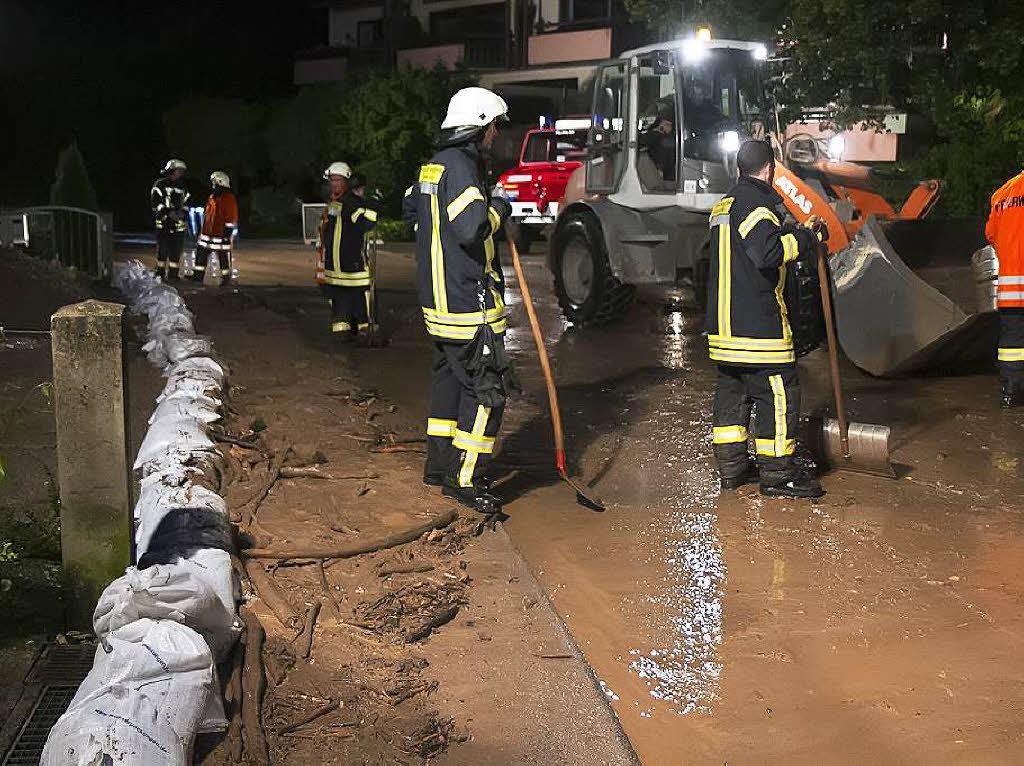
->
[[397, 37, 507, 70], [528, 27, 611, 65], [293, 45, 390, 84]]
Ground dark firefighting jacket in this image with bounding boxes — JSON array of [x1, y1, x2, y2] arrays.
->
[[198, 189, 238, 252], [151, 175, 190, 232], [705, 175, 818, 366], [318, 191, 378, 287], [404, 143, 511, 342]]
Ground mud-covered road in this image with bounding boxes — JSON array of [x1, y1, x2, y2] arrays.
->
[[137, 240, 1024, 763]]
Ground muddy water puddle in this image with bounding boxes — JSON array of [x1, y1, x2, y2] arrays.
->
[[498, 255, 1024, 763]]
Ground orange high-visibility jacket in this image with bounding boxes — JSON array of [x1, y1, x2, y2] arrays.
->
[[986, 171, 1024, 309], [199, 191, 239, 251]]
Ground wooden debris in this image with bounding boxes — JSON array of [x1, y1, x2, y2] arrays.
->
[[240, 606, 270, 766], [244, 560, 299, 630], [293, 601, 322, 659], [318, 561, 341, 619], [377, 562, 435, 578], [277, 700, 343, 736], [280, 466, 378, 481], [242, 508, 458, 561], [403, 604, 460, 643]]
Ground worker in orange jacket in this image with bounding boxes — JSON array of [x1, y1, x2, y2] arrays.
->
[[192, 171, 239, 287], [985, 170, 1024, 408]]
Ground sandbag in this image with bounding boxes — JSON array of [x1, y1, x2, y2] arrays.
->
[[41, 619, 222, 766]]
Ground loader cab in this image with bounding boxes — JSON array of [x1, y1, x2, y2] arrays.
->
[[584, 38, 768, 206]]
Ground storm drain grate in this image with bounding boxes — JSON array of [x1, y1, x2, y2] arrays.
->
[[3, 685, 78, 765], [25, 644, 95, 686]]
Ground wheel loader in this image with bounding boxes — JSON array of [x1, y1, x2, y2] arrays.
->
[[548, 33, 997, 376]]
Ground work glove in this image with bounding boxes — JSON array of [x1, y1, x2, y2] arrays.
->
[[491, 184, 512, 202], [804, 214, 829, 242]]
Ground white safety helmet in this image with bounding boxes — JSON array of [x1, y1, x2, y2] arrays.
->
[[210, 171, 231, 189], [323, 161, 352, 180], [163, 158, 187, 173], [440, 87, 509, 130]]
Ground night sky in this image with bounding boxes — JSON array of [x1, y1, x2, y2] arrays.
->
[[0, 1, 320, 228]]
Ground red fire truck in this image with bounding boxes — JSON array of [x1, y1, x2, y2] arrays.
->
[[496, 118, 589, 250]]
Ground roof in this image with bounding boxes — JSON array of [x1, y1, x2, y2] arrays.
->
[[619, 37, 765, 59]]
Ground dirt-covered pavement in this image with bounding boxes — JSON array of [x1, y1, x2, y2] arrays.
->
[[131, 239, 1024, 764]]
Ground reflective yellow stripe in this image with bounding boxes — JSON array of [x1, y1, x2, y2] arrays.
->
[[364, 208, 377, 222], [768, 374, 789, 458], [331, 209, 343, 267], [404, 185, 413, 197], [331, 321, 351, 333], [717, 223, 731, 336], [712, 426, 748, 444], [708, 347, 796, 364], [998, 347, 1024, 362], [458, 405, 492, 487], [708, 334, 793, 350], [422, 305, 508, 326], [419, 164, 444, 184], [453, 430, 496, 453], [755, 438, 796, 457], [323, 271, 371, 287], [429, 192, 447, 312], [781, 232, 799, 263], [775, 264, 792, 340], [738, 206, 781, 238], [427, 418, 457, 437], [447, 187, 485, 221], [488, 205, 502, 234], [424, 317, 508, 340], [351, 208, 365, 223]]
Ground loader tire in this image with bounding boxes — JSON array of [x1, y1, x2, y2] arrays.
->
[[552, 210, 634, 326]]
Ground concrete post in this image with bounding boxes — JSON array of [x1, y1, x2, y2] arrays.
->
[[51, 300, 132, 629]]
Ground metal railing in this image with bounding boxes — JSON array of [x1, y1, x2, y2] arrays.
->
[[0, 206, 113, 279]]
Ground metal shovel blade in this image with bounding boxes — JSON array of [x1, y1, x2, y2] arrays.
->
[[822, 417, 896, 478]]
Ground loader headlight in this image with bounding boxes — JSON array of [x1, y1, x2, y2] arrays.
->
[[719, 130, 740, 153], [682, 38, 708, 63], [828, 134, 846, 160]]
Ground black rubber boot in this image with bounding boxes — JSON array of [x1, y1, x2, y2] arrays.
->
[[721, 461, 758, 490], [715, 443, 755, 491], [1001, 381, 1024, 409], [426, 474, 491, 491], [760, 468, 825, 499], [441, 485, 502, 515]]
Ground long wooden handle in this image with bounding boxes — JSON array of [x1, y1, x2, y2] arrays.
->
[[815, 241, 850, 457], [506, 233, 568, 475]]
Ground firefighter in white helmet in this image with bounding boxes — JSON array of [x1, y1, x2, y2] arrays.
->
[[316, 161, 379, 338], [151, 159, 190, 279], [402, 87, 513, 515], [192, 171, 238, 286]]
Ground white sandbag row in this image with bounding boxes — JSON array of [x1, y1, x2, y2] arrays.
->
[[44, 261, 240, 766]]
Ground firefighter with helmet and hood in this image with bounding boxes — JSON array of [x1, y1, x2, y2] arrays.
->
[[151, 159, 190, 279], [192, 171, 239, 286], [403, 87, 514, 515], [317, 161, 379, 339]]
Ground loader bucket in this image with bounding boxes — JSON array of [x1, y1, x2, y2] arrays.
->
[[829, 216, 998, 377]]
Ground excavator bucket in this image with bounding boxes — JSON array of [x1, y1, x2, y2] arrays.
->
[[829, 216, 999, 377]]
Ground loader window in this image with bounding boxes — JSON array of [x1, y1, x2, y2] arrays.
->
[[586, 62, 628, 194], [636, 54, 680, 192], [681, 49, 764, 162]]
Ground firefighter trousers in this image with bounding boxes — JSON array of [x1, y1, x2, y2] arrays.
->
[[998, 308, 1024, 402], [321, 284, 370, 334], [156, 230, 184, 278], [712, 364, 800, 485], [425, 341, 504, 490], [192, 246, 233, 285]]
